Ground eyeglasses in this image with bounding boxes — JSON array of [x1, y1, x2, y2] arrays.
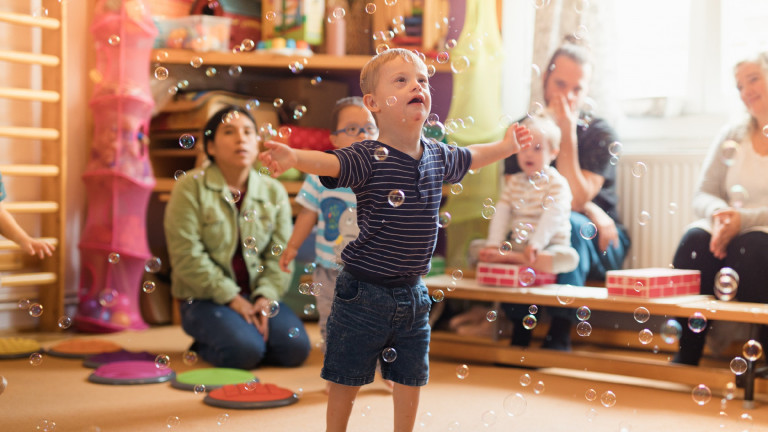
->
[[331, 123, 378, 137]]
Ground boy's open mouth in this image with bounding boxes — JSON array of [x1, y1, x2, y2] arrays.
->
[[408, 96, 424, 104]]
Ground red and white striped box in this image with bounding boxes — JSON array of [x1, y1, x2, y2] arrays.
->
[[476, 262, 557, 287], [606, 268, 701, 298]]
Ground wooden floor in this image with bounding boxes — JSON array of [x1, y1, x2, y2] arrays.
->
[[2, 323, 768, 431]]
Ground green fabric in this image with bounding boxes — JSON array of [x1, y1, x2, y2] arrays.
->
[[164, 164, 294, 305], [443, 0, 505, 269], [175, 368, 256, 386]]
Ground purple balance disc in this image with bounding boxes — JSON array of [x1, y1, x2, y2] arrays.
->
[[83, 350, 157, 368], [88, 360, 175, 385]]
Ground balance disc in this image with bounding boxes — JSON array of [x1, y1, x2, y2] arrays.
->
[[0, 337, 42, 359], [170, 368, 258, 392], [203, 382, 298, 409], [47, 338, 123, 359], [88, 360, 175, 385], [83, 350, 157, 368]]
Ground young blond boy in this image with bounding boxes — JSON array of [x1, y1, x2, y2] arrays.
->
[[260, 48, 531, 432]]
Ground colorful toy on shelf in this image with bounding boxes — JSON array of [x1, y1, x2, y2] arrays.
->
[[75, 0, 157, 333], [255, 38, 313, 57]]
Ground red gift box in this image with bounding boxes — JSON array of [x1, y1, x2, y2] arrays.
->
[[606, 268, 701, 298], [476, 262, 556, 288]]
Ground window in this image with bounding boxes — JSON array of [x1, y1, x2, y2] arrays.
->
[[613, 0, 768, 117]]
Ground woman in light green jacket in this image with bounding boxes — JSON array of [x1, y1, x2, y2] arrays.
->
[[164, 106, 310, 369]]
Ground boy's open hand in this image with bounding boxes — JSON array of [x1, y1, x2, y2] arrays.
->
[[258, 140, 297, 178], [22, 238, 55, 259], [505, 122, 533, 154]]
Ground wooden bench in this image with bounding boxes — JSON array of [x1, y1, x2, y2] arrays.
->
[[424, 274, 768, 404]]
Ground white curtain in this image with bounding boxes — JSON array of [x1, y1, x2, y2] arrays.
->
[[528, 0, 619, 125]]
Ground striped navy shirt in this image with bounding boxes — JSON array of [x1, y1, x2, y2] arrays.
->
[[320, 139, 472, 278]]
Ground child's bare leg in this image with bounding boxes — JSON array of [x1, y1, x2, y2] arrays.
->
[[326, 382, 360, 432], [392, 383, 420, 432]]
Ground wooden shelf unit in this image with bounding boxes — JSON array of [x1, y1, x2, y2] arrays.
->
[[0, 2, 68, 331]]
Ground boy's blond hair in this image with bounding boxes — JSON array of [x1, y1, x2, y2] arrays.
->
[[360, 48, 427, 95], [521, 113, 562, 151]]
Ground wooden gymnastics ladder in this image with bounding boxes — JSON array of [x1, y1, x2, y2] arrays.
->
[[0, 4, 67, 331]]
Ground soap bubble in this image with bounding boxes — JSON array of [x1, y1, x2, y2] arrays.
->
[[36, 419, 56, 431], [600, 391, 616, 408], [533, 380, 545, 394], [189, 56, 203, 68], [303, 304, 316, 316], [29, 352, 43, 366], [97, 289, 118, 307], [205, 66, 217, 77], [57, 316, 72, 329], [519, 267, 536, 286], [18, 299, 31, 310], [481, 205, 496, 219], [527, 101, 545, 118], [456, 364, 469, 379], [173, 170, 186, 180], [450, 183, 463, 195], [528, 304, 538, 314], [155, 355, 170, 369], [556, 286, 576, 305], [261, 300, 280, 318], [142, 281, 156, 294], [714, 267, 739, 302], [0, 376, 6, 395], [436, 51, 450, 64], [144, 257, 162, 273], [519, 373, 532, 386], [660, 319, 682, 344], [382, 347, 397, 362], [576, 305, 591, 321], [585, 388, 597, 401], [182, 350, 198, 365], [631, 161, 647, 178], [729, 184, 749, 208], [388, 190, 405, 207], [270, 244, 284, 256], [228, 65, 242, 77], [528, 170, 549, 190], [499, 241, 513, 255], [437, 212, 452, 228], [374, 146, 389, 161], [365, 3, 377, 13], [576, 321, 592, 336], [431, 289, 445, 302], [298, 283, 310, 295], [691, 384, 712, 406], [386, 96, 397, 106], [155, 66, 168, 81], [288, 327, 300, 338], [29, 303, 44, 317], [303, 262, 317, 274], [608, 141, 623, 156], [730, 357, 748, 375], [193, 384, 206, 394], [107, 253, 120, 264], [638, 329, 653, 345], [687, 312, 707, 333], [485, 310, 497, 322], [450, 56, 470, 74], [278, 126, 292, 139], [522, 314, 537, 330], [417, 412, 433, 428], [480, 410, 496, 427], [720, 140, 739, 166], [633, 307, 650, 323], [502, 393, 527, 417], [579, 222, 597, 240], [743, 340, 763, 361], [226, 188, 242, 204], [451, 269, 463, 281], [166, 416, 181, 428], [637, 211, 651, 226], [634, 281, 644, 292]]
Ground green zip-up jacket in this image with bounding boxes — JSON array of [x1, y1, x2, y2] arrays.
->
[[164, 164, 294, 305]]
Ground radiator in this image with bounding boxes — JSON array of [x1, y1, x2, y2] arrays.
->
[[616, 153, 705, 269]]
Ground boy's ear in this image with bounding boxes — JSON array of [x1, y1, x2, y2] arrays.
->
[[363, 94, 380, 113]]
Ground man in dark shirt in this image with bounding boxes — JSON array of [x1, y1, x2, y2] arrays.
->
[[502, 39, 631, 350]]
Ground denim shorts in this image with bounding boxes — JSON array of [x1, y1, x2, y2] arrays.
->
[[321, 270, 432, 387]]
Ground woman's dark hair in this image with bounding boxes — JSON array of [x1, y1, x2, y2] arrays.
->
[[202, 105, 258, 163], [542, 35, 593, 91]]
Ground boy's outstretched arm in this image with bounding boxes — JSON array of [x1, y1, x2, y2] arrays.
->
[[467, 123, 532, 170], [0, 204, 55, 259], [259, 140, 341, 178]]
